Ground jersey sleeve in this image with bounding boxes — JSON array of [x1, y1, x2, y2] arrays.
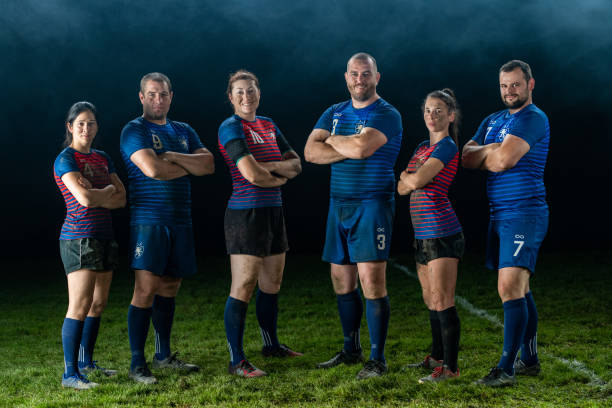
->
[[313, 106, 335, 132], [120, 121, 152, 159], [366, 105, 402, 141], [98, 150, 117, 174], [219, 118, 250, 163], [507, 110, 547, 147], [181, 122, 205, 152], [54, 150, 79, 178], [431, 137, 458, 166], [471, 116, 491, 145], [274, 124, 294, 155]]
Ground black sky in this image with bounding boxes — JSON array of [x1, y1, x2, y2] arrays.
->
[[1, 0, 611, 258]]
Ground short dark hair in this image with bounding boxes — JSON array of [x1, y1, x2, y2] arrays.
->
[[347, 52, 378, 72], [499, 60, 532, 82], [63, 101, 98, 148], [422, 88, 461, 146], [226, 69, 260, 96], [140, 72, 172, 93]]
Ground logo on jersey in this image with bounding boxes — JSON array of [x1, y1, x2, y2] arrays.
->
[[134, 241, 144, 259], [249, 129, 264, 144], [268, 130, 276, 140], [180, 137, 188, 150], [497, 127, 508, 142], [152, 134, 163, 150], [81, 162, 95, 179], [355, 122, 364, 134]]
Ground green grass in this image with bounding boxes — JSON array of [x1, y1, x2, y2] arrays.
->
[[0, 252, 610, 407]]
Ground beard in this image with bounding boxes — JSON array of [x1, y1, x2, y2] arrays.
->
[[502, 93, 529, 109], [349, 83, 375, 102], [144, 106, 167, 121]]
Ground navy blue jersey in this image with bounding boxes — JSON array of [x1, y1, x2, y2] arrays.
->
[[472, 104, 549, 219], [314, 98, 402, 200], [120, 117, 205, 226], [54, 147, 116, 240]]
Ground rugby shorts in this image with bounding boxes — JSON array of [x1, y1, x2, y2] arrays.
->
[[414, 231, 465, 265], [59, 238, 118, 274], [224, 206, 289, 257]]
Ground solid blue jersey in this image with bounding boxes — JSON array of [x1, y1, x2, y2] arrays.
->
[[314, 98, 402, 200], [54, 147, 116, 240], [218, 115, 284, 209], [472, 104, 549, 219], [120, 117, 205, 226]]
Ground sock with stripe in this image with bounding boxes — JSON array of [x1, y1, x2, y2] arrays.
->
[[498, 297, 528, 375], [224, 296, 248, 366], [429, 309, 444, 361], [152, 295, 175, 361], [62, 318, 84, 378], [336, 289, 363, 353], [365, 296, 390, 364], [438, 306, 460, 372], [521, 291, 539, 366], [78, 316, 101, 369], [256, 289, 280, 351], [128, 304, 152, 370]]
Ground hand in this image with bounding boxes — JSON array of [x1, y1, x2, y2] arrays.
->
[[158, 151, 174, 162], [77, 175, 92, 189], [397, 181, 412, 196]]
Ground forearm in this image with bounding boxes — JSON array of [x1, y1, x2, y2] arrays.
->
[[249, 170, 288, 188], [462, 143, 499, 169], [260, 158, 302, 179], [78, 185, 116, 208], [161, 151, 214, 176], [481, 147, 513, 172], [399, 171, 427, 191], [305, 140, 346, 164], [325, 134, 370, 159]]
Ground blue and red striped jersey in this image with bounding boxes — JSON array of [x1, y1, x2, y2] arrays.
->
[[407, 136, 462, 239], [218, 115, 285, 209], [54, 147, 116, 240], [472, 104, 549, 220], [314, 98, 402, 200], [120, 117, 204, 226]]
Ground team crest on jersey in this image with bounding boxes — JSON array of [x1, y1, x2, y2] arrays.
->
[[268, 130, 276, 140], [81, 162, 95, 179], [355, 121, 364, 134], [497, 127, 508, 142], [249, 129, 264, 144], [152, 134, 163, 150], [180, 137, 188, 150], [134, 241, 144, 259]]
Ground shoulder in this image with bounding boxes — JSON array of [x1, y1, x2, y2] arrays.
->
[[376, 98, 400, 116], [54, 147, 77, 173], [169, 119, 194, 132], [517, 104, 549, 123], [483, 109, 506, 124], [255, 115, 276, 126], [328, 100, 352, 113], [121, 117, 148, 138], [219, 115, 243, 131], [92, 148, 110, 160]]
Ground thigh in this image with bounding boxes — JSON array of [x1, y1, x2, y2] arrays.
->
[[498, 266, 530, 301], [416, 262, 431, 293], [348, 198, 394, 263], [357, 260, 387, 299], [92, 270, 113, 302], [259, 253, 286, 293], [67, 269, 97, 302], [133, 269, 163, 307], [167, 225, 198, 278], [428, 257, 458, 296], [130, 225, 170, 276], [322, 201, 351, 265], [330, 263, 358, 294], [230, 254, 264, 301]]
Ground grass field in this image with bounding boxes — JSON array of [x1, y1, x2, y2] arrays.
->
[[0, 251, 610, 407]]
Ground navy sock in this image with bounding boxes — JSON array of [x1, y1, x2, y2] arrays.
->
[[62, 318, 84, 377], [429, 309, 444, 361], [256, 289, 280, 350], [224, 296, 248, 366], [128, 304, 152, 370], [498, 297, 528, 375], [78, 316, 101, 369], [438, 306, 460, 372], [152, 295, 175, 361], [336, 289, 363, 353], [521, 291, 539, 366], [366, 296, 390, 364]]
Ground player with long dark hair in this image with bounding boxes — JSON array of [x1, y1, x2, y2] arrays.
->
[[398, 89, 463, 383], [54, 101, 126, 389]]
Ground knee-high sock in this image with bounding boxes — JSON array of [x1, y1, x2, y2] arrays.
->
[[336, 289, 363, 353], [62, 318, 84, 377], [438, 306, 460, 372], [429, 309, 444, 361], [224, 296, 248, 366], [498, 297, 528, 375], [78, 316, 101, 369], [366, 296, 390, 363], [152, 295, 175, 360], [128, 304, 152, 370], [521, 291, 539, 365], [256, 289, 280, 350]]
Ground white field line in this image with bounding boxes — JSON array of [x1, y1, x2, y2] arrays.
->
[[390, 260, 606, 386]]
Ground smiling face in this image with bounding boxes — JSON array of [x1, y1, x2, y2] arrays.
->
[[499, 67, 534, 111], [345, 57, 380, 106], [139, 79, 173, 124], [423, 97, 454, 135], [67, 110, 98, 151], [228, 79, 260, 121]]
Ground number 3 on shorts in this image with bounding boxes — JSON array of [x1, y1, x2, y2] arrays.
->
[[513, 240, 524, 256], [377, 234, 386, 250]]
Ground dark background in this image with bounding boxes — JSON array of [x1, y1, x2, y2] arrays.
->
[[2, 0, 610, 260]]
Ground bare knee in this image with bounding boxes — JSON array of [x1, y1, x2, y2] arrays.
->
[[88, 299, 107, 316], [67, 295, 93, 320], [428, 290, 454, 311], [231, 273, 258, 302]]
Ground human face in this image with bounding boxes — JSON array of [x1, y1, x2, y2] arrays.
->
[[345, 58, 380, 105], [499, 67, 533, 110], [228, 79, 260, 120], [423, 97, 454, 135], [139, 79, 173, 123], [67, 110, 98, 151]]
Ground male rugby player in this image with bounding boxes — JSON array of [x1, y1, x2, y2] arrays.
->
[[120, 72, 214, 384], [305, 53, 402, 379], [462, 60, 549, 387]]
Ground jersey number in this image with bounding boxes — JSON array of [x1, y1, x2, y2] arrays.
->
[[513, 240, 524, 257], [377, 234, 386, 250], [331, 119, 338, 135]]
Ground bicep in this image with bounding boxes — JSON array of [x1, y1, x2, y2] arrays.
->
[[307, 128, 331, 144], [236, 154, 264, 180], [415, 157, 445, 180], [360, 127, 388, 151], [499, 134, 530, 163], [130, 148, 159, 173], [61, 172, 89, 203]]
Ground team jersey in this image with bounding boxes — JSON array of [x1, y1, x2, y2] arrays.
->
[[54, 147, 116, 240], [218, 115, 290, 209], [472, 104, 549, 219], [406, 136, 462, 239], [120, 117, 204, 226], [314, 98, 402, 200]]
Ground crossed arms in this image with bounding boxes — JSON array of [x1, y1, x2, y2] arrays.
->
[[461, 135, 530, 172], [130, 147, 215, 180], [61, 172, 126, 209], [304, 127, 388, 164]]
